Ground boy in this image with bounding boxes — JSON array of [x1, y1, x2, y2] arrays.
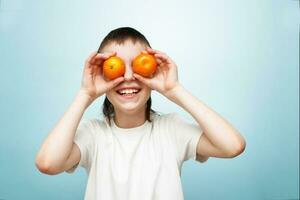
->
[[36, 27, 246, 200]]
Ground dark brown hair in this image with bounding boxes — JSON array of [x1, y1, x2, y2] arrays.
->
[[97, 27, 156, 125]]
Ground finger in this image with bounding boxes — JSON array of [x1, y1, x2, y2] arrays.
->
[[83, 52, 99, 77], [156, 60, 162, 66], [141, 50, 148, 54], [154, 53, 174, 65], [155, 57, 163, 65], [96, 63, 103, 78], [146, 46, 165, 55], [133, 73, 152, 87], [92, 51, 116, 62], [85, 51, 98, 67], [107, 76, 125, 88], [99, 51, 117, 58], [92, 51, 116, 64], [154, 53, 168, 61], [147, 48, 174, 65], [145, 47, 156, 55], [142, 49, 164, 65]]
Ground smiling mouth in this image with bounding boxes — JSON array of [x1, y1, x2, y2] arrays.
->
[[116, 89, 141, 98]]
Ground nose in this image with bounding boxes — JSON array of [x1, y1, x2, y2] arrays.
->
[[123, 63, 135, 81]]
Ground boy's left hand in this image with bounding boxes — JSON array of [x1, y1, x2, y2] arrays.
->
[[133, 47, 180, 97]]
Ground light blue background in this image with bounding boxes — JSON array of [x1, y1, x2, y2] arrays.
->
[[0, 0, 299, 199]]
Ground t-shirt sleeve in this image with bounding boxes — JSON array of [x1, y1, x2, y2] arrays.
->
[[167, 113, 205, 164], [65, 119, 96, 173]]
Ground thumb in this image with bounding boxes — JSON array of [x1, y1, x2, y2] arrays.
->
[[108, 76, 124, 88], [133, 73, 152, 87]]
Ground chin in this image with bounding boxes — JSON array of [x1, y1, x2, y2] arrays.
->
[[107, 88, 151, 115], [116, 102, 146, 114]]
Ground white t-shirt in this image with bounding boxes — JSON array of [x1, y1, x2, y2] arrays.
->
[[66, 112, 207, 200]]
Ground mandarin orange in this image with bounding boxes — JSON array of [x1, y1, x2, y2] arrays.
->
[[102, 56, 125, 80], [132, 53, 157, 77]]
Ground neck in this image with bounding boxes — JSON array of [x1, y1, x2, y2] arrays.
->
[[113, 107, 147, 128]]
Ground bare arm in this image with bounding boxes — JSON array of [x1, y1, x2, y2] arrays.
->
[[35, 51, 124, 175], [134, 47, 246, 161], [166, 84, 246, 158], [35, 90, 93, 175]]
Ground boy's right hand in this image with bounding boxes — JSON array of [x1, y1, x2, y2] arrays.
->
[[80, 51, 124, 101]]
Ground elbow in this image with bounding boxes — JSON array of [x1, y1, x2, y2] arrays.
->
[[35, 162, 48, 174], [35, 157, 61, 175], [230, 139, 246, 158]]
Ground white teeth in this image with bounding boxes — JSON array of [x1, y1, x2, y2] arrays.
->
[[118, 89, 139, 94]]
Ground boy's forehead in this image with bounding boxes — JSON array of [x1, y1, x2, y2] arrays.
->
[[103, 40, 146, 59]]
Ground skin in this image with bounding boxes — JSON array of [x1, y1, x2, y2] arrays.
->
[[100, 40, 152, 128], [100, 40, 246, 161], [35, 39, 246, 175]]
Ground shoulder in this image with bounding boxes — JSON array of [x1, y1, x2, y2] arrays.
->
[[91, 118, 110, 132], [151, 111, 181, 120], [77, 118, 108, 135], [150, 111, 181, 126]]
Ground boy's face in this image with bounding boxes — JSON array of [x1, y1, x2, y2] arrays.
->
[[101, 40, 151, 115]]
